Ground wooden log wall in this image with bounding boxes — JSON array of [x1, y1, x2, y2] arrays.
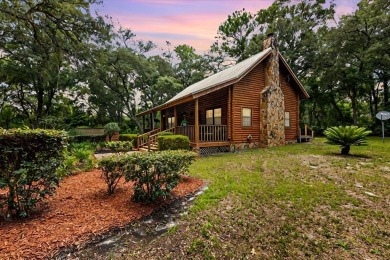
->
[[232, 62, 266, 143], [232, 58, 301, 143], [280, 65, 300, 141]]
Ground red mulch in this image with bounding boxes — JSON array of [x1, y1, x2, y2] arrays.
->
[[0, 170, 203, 259]]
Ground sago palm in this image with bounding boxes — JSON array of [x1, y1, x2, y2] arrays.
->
[[324, 126, 371, 155]]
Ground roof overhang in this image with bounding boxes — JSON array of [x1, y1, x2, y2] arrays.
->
[[278, 53, 310, 99], [137, 50, 272, 117], [137, 50, 309, 117]]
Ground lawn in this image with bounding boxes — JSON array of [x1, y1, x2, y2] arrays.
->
[[108, 137, 389, 259]]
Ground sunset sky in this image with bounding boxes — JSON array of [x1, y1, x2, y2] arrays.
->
[[95, 0, 361, 52]]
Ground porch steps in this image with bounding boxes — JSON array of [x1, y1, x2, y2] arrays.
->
[[138, 144, 159, 152]]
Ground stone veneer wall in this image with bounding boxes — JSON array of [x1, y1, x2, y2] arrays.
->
[[260, 85, 285, 146], [260, 36, 285, 147]]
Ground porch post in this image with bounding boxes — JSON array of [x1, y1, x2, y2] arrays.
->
[[195, 98, 199, 145], [142, 115, 145, 132], [174, 106, 177, 127], [174, 106, 177, 134], [160, 110, 164, 132], [150, 113, 153, 130], [228, 85, 232, 141]]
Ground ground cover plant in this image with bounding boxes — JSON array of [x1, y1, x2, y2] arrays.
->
[[101, 137, 390, 259]]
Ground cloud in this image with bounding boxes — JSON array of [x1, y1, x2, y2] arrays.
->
[[98, 0, 359, 52]]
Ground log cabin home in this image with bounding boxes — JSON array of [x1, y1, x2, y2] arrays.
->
[[137, 34, 309, 155]]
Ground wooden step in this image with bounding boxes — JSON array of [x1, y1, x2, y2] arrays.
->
[[138, 145, 159, 152]]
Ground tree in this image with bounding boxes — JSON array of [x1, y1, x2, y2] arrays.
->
[[88, 46, 151, 133], [212, 9, 256, 62], [324, 126, 371, 155], [0, 0, 111, 128], [104, 122, 120, 141], [173, 44, 206, 89]]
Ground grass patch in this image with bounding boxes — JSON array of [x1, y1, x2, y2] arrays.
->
[[114, 137, 390, 259]]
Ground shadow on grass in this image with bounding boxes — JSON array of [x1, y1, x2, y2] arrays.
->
[[325, 152, 372, 159]]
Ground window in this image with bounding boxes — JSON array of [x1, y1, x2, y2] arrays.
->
[[285, 112, 290, 127], [242, 108, 252, 127], [206, 108, 222, 125], [167, 117, 175, 128]]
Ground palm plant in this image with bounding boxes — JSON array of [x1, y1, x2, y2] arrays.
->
[[324, 126, 371, 155]]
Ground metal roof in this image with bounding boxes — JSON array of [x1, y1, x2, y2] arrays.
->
[[167, 47, 272, 104], [137, 47, 309, 116]]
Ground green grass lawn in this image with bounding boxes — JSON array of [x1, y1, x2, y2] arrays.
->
[[122, 137, 390, 259]]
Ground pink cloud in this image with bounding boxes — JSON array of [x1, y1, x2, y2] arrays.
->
[[100, 0, 359, 52]]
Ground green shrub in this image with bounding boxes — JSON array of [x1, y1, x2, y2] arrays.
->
[[69, 135, 106, 143], [0, 128, 67, 218], [95, 141, 133, 153], [158, 131, 174, 136], [324, 126, 371, 155], [119, 134, 138, 147], [157, 135, 190, 151], [125, 150, 196, 203], [66, 142, 95, 173], [104, 122, 120, 141], [98, 155, 126, 194]]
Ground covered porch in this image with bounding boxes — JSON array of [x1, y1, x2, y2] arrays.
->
[[138, 86, 232, 149]]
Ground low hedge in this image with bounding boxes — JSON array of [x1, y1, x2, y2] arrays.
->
[[0, 128, 67, 218], [119, 134, 138, 147], [98, 150, 196, 202], [95, 141, 133, 153], [69, 135, 106, 143], [157, 135, 190, 151]]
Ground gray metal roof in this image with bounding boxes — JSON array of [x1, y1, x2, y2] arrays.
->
[[137, 47, 309, 116], [166, 47, 272, 104]]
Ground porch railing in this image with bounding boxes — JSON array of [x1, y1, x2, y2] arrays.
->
[[176, 125, 195, 142], [199, 125, 228, 142], [137, 128, 160, 148], [176, 125, 228, 143], [136, 127, 175, 150]]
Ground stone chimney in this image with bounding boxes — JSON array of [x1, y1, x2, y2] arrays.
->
[[263, 32, 276, 50], [260, 33, 285, 147]]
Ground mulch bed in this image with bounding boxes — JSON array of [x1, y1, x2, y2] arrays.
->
[[0, 170, 203, 259]]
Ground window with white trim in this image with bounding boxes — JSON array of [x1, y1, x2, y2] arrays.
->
[[285, 112, 290, 127], [242, 108, 252, 127]]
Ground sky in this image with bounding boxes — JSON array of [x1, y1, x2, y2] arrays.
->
[[95, 0, 361, 52]]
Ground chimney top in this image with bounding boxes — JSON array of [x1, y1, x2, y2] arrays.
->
[[263, 32, 277, 50]]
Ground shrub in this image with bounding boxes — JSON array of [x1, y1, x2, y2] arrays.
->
[[157, 135, 190, 151], [98, 155, 126, 194], [158, 131, 174, 136], [69, 135, 106, 143], [324, 126, 371, 155], [125, 150, 196, 203], [66, 142, 95, 173], [0, 128, 67, 218], [104, 122, 120, 141], [119, 134, 138, 147], [95, 141, 133, 153]]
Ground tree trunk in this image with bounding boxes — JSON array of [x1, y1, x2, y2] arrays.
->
[[341, 145, 350, 155], [351, 87, 358, 126], [384, 78, 389, 110]]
